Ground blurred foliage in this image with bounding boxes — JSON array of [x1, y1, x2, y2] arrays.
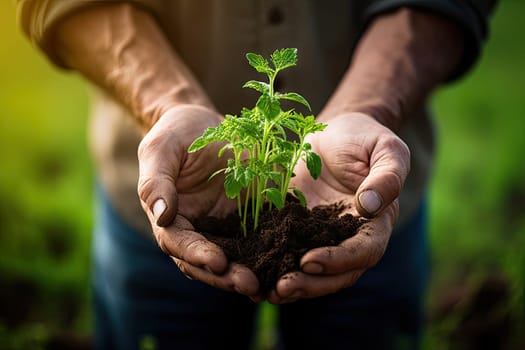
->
[[0, 1, 92, 349], [427, 1, 525, 348], [0, 1, 523, 350]]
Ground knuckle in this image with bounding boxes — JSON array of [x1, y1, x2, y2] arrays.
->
[[137, 176, 155, 201], [186, 238, 218, 262], [342, 271, 363, 290], [155, 231, 171, 256], [174, 259, 192, 278]]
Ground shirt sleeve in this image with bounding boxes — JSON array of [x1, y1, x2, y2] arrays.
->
[[16, 0, 163, 69], [360, 0, 499, 81]]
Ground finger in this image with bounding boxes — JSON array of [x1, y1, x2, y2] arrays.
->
[[355, 135, 410, 218], [153, 216, 228, 275], [173, 258, 260, 297], [268, 269, 364, 304], [137, 131, 181, 227], [300, 204, 396, 274]]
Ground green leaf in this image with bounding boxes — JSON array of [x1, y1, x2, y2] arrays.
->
[[240, 107, 255, 119], [271, 48, 297, 71], [224, 172, 243, 199], [264, 187, 284, 209], [268, 171, 283, 186], [234, 166, 255, 188], [305, 150, 322, 179], [243, 80, 270, 94], [277, 92, 311, 111], [188, 126, 219, 152], [236, 117, 263, 139], [256, 94, 281, 120], [246, 53, 274, 75], [304, 115, 327, 134], [291, 187, 307, 207]]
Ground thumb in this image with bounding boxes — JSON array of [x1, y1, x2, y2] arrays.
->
[[137, 133, 181, 227], [355, 136, 410, 218]]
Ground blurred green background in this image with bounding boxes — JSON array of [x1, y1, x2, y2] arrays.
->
[[0, 1, 523, 349]]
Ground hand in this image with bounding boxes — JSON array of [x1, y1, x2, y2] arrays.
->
[[137, 105, 260, 298], [268, 112, 410, 303]]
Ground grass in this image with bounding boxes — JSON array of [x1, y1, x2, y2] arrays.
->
[[0, 1, 523, 349]]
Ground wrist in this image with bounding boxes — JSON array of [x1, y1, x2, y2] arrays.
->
[[318, 98, 403, 132], [319, 8, 463, 132], [139, 86, 216, 130], [53, 2, 214, 131]]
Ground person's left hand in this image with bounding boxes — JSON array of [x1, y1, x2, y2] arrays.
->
[[267, 112, 410, 304]]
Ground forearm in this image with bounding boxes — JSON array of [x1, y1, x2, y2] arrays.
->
[[52, 3, 214, 130], [321, 7, 464, 131]]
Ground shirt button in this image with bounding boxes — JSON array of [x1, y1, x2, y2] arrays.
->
[[267, 6, 284, 25]]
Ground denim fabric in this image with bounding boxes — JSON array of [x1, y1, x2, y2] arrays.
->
[[92, 187, 428, 350], [278, 201, 429, 350], [92, 188, 257, 350]]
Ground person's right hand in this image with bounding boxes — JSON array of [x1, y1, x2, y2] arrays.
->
[[137, 105, 261, 298]]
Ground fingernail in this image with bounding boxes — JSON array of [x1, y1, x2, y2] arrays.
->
[[358, 190, 382, 215], [152, 199, 167, 223], [302, 262, 323, 274]]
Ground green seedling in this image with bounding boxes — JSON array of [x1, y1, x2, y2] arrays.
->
[[189, 48, 326, 236]]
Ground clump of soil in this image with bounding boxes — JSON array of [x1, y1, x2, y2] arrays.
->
[[194, 196, 365, 294]]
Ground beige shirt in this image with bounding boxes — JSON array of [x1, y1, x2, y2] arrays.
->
[[18, 0, 434, 234]]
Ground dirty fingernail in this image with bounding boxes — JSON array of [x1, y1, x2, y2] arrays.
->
[[152, 198, 167, 223], [358, 190, 382, 216], [302, 262, 324, 274]]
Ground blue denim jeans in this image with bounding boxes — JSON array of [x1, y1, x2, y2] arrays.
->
[[92, 187, 429, 350]]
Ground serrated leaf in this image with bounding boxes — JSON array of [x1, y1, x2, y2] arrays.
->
[[234, 166, 255, 188], [305, 150, 322, 179], [304, 116, 327, 134], [236, 117, 263, 139], [243, 80, 270, 94], [256, 94, 281, 120], [188, 126, 219, 152], [188, 136, 208, 153], [246, 53, 274, 75], [240, 107, 258, 120], [291, 187, 307, 207], [271, 48, 297, 71], [277, 92, 311, 111], [224, 172, 243, 199], [268, 171, 283, 186], [264, 187, 284, 209]]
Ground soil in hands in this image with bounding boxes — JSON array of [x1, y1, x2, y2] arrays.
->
[[193, 196, 365, 294]]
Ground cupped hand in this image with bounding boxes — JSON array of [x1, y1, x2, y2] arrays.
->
[[268, 112, 410, 304], [137, 105, 260, 298]]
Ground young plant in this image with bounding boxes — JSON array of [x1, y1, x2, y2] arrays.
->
[[188, 48, 326, 236]]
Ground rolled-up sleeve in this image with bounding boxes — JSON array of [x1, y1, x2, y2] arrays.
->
[[16, 0, 162, 68], [361, 0, 498, 81]]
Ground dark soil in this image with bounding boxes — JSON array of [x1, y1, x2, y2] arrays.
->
[[194, 196, 365, 294]]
